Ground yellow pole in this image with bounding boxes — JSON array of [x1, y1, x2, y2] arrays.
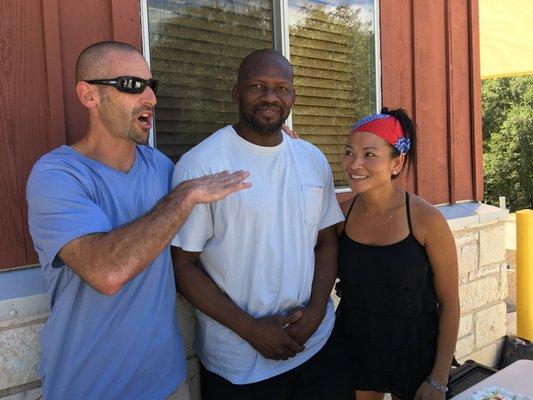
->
[[516, 209, 533, 340]]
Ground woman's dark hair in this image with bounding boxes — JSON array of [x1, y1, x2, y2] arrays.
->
[[381, 107, 417, 178]]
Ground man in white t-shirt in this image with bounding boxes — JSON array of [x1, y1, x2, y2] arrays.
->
[[171, 49, 353, 399]]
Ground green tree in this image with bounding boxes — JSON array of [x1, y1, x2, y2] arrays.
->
[[482, 76, 533, 211]]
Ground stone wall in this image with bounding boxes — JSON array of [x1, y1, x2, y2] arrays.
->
[[0, 314, 45, 399], [0, 203, 509, 399], [447, 204, 509, 367]]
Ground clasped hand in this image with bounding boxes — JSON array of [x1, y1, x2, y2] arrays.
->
[[245, 306, 324, 361]]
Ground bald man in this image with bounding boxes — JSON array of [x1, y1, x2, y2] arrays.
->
[[171, 50, 353, 399], [26, 41, 249, 399]]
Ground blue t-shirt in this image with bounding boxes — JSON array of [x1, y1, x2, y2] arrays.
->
[[26, 145, 186, 400]]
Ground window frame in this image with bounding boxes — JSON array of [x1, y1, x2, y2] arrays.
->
[[140, 0, 382, 187]]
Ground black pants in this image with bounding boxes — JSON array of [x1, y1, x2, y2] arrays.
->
[[201, 325, 354, 400]]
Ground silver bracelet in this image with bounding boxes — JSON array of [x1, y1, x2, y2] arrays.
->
[[425, 376, 448, 393]]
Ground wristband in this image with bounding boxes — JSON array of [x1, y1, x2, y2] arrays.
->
[[425, 376, 448, 393]]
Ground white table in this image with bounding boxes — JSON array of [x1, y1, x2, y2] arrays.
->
[[452, 359, 533, 398]]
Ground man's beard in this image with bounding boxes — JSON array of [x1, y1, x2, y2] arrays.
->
[[128, 124, 149, 144], [239, 103, 288, 134]]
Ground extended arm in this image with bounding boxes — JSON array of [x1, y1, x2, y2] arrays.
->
[[59, 171, 250, 295], [171, 247, 304, 360], [286, 225, 339, 345]]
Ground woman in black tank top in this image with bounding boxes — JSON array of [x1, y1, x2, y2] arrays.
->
[[336, 109, 459, 400]]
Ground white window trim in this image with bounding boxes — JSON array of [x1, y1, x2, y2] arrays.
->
[[374, 0, 382, 113], [140, 0, 156, 147]]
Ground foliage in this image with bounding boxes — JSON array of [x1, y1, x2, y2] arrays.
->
[[482, 75, 533, 211]]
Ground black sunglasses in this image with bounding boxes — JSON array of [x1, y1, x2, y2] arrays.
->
[[85, 76, 158, 94]]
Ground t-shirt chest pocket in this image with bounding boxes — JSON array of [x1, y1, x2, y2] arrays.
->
[[301, 185, 324, 225]]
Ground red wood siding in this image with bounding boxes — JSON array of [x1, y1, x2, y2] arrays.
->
[[0, 0, 483, 269], [57, 0, 142, 144], [381, 0, 483, 205], [0, 1, 65, 269], [0, 0, 141, 270]]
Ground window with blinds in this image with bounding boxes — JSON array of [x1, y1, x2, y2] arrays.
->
[[146, 0, 377, 186], [147, 0, 273, 161], [288, 1, 377, 186]]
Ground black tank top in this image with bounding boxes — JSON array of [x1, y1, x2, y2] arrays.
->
[[336, 192, 439, 397]]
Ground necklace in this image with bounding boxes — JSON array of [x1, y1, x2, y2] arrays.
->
[[360, 187, 402, 228]]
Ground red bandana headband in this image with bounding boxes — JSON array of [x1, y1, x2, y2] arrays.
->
[[351, 114, 411, 154]]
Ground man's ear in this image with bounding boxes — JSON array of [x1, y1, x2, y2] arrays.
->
[[291, 88, 296, 106], [76, 81, 99, 108], [232, 84, 239, 104]]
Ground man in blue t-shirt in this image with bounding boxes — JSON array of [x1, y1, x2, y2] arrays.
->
[[26, 41, 250, 400]]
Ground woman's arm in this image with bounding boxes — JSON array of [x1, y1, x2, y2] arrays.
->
[[414, 200, 460, 398]]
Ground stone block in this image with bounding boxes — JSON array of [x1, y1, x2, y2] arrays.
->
[[505, 216, 516, 251], [457, 243, 479, 276], [453, 229, 479, 247], [479, 223, 506, 266], [474, 303, 507, 348], [506, 249, 516, 267], [506, 311, 517, 336], [459, 275, 500, 313], [176, 295, 197, 358], [455, 334, 475, 359], [458, 314, 473, 338], [459, 273, 469, 284], [458, 202, 508, 225], [0, 317, 44, 391], [468, 263, 503, 281], [499, 264, 508, 301], [506, 268, 516, 307], [457, 338, 504, 368], [441, 205, 479, 231]]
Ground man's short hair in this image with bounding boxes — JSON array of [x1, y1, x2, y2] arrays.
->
[[237, 49, 293, 84], [75, 41, 141, 83]]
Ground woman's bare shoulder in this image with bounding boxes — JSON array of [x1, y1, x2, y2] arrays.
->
[[407, 192, 449, 243]]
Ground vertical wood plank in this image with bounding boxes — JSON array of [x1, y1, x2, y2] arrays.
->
[[445, 0, 455, 204], [379, 0, 416, 194], [110, 0, 142, 51], [0, 3, 25, 268], [0, 1, 51, 268], [449, 0, 475, 202], [412, 0, 449, 204], [42, 0, 66, 150], [58, 0, 113, 144], [468, 0, 484, 201]]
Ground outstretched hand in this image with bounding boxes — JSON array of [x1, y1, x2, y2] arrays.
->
[[176, 170, 251, 205]]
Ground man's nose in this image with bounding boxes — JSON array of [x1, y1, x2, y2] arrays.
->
[[260, 86, 279, 102], [142, 86, 157, 107]]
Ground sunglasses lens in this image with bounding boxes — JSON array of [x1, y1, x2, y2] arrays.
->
[[148, 79, 158, 94], [117, 77, 144, 93]]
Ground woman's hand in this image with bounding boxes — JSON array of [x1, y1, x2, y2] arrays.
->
[[282, 124, 299, 139], [414, 381, 446, 400]]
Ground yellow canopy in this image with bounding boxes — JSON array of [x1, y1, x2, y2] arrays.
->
[[479, 0, 533, 79]]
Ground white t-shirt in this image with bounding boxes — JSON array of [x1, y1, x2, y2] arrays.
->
[[171, 125, 344, 384]]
